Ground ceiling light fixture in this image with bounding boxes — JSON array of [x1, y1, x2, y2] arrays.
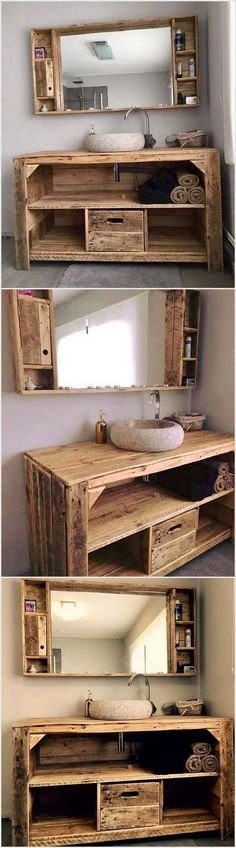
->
[[89, 41, 114, 60]]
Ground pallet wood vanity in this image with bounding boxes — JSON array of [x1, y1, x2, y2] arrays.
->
[[13, 148, 223, 271], [12, 715, 233, 845], [24, 430, 234, 577]]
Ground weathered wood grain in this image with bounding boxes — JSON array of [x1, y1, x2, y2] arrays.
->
[[66, 483, 88, 576]]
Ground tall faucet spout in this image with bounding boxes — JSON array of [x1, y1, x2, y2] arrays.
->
[[128, 672, 151, 702], [124, 106, 150, 135]]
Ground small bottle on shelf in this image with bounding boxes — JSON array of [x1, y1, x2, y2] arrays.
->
[[186, 628, 192, 647], [95, 411, 107, 444], [175, 600, 182, 621], [177, 61, 183, 79], [185, 336, 192, 358], [189, 57, 195, 77]]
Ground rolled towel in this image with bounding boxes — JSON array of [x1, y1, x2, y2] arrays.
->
[[187, 186, 205, 204], [176, 169, 200, 188], [202, 753, 219, 772], [191, 742, 211, 756], [186, 754, 203, 772], [225, 471, 234, 489], [214, 474, 227, 493], [139, 167, 177, 204], [170, 186, 188, 204]]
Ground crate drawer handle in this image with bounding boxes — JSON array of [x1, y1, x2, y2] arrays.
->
[[120, 790, 139, 798], [168, 522, 182, 533], [106, 216, 124, 224]]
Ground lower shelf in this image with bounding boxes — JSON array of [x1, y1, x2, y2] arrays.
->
[[88, 515, 232, 577], [30, 226, 85, 259], [148, 226, 207, 261]]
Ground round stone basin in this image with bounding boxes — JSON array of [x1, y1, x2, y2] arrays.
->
[[110, 419, 184, 453], [88, 700, 153, 721], [85, 132, 145, 152]]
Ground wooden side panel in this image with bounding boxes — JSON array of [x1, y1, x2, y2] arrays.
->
[[7, 292, 25, 392], [24, 458, 53, 576], [219, 720, 234, 838], [66, 483, 88, 576], [25, 614, 47, 657], [35, 60, 54, 97], [12, 728, 29, 846], [18, 300, 51, 366], [197, 150, 223, 272], [172, 290, 185, 385], [164, 291, 175, 384], [51, 479, 67, 576], [13, 159, 30, 270]]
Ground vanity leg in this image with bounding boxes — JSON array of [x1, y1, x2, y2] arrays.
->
[[12, 728, 29, 846], [13, 160, 30, 270], [219, 720, 234, 839], [204, 151, 223, 273], [66, 482, 88, 575]]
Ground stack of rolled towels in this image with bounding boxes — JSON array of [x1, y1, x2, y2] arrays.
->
[[170, 168, 205, 205], [186, 742, 219, 773], [138, 167, 205, 205]]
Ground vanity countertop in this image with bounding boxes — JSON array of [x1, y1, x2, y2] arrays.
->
[[13, 148, 219, 163], [25, 430, 234, 488], [13, 715, 229, 730]]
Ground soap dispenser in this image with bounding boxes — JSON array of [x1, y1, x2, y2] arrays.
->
[[96, 411, 107, 444]]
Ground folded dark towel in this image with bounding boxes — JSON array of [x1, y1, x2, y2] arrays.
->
[[138, 167, 177, 204]]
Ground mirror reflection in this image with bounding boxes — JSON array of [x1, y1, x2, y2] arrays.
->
[[61, 27, 172, 111], [51, 591, 168, 674], [54, 290, 166, 389]]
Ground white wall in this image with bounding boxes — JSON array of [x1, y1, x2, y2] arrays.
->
[[206, 1, 234, 235], [200, 578, 234, 717], [2, 291, 191, 576], [2, 0, 211, 233], [193, 290, 234, 433]]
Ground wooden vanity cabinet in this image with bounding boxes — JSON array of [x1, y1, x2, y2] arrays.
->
[[24, 431, 234, 577], [13, 149, 223, 272], [12, 716, 233, 845]]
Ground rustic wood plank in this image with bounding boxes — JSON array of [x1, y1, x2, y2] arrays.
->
[[219, 720, 234, 838], [12, 728, 29, 846], [7, 292, 25, 391], [51, 479, 67, 576], [66, 483, 88, 576], [196, 150, 223, 272], [13, 159, 30, 270]]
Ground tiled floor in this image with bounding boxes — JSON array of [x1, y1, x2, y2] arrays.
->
[[2, 238, 234, 288], [1, 820, 234, 847]]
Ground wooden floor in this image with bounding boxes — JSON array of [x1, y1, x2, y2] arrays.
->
[[2, 237, 234, 288]]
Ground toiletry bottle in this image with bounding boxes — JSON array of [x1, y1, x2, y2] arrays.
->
[[177, 61, 183, 79], [175, 29, 185, 51], [175, 600, 182, 621], [85, 690, 93, 716], [89, 124, 95, 135], [96, 411, 107, 444], [189, 58, 195, 78], [185, 336, 192, 358], [185, 628, 192, 647]]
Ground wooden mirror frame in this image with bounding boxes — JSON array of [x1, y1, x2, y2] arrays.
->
[[21, 578, 197, 678], [7, 289, 200, 394], [31, 15, 199, 115]]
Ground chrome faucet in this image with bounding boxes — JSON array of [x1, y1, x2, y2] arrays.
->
[[124, 107, 156, 148], [149, 389, 160, 419], [128, 672, 151, 701]]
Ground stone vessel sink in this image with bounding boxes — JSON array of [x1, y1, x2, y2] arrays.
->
[[110, 419, 184, 453], [88, 700, 153, 721], [85, 132, 145, 152]]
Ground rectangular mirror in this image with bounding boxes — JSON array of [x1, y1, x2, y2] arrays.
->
[[54, 290, 166, 389], [61, 27, 172, 111], [51, 590, 168, 674], [22, 580, 197, 677]]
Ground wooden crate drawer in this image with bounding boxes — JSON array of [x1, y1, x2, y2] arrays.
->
[[101, 781, 160, 808], [101, 804, 160, 830], [151, 529, 196, 571], [152, 509, 198, 548], [88, 210, 144, 252]]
